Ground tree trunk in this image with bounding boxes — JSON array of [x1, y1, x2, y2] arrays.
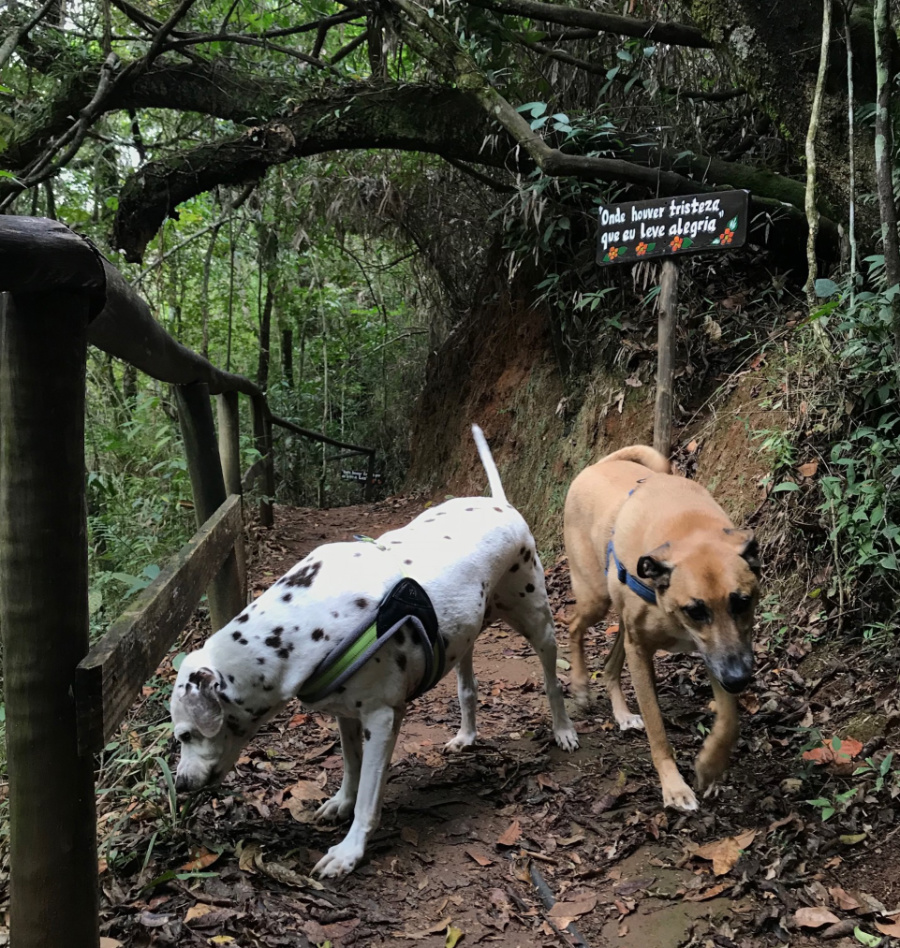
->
[[282, 326, 293, 387], [256, 281, 273, 392]]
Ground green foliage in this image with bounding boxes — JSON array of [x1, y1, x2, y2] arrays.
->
[[814, 270, 900, 620]]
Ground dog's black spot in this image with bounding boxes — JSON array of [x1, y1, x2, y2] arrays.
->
[[466, 508, 474, 511], [286, 560, 322, 588], [232, 631, 242, 641], [227, 674, 235, 683], [355, 598, 368, 609], [234, 698, 244, 706], [395, 628, 405, 646], [375, 657, 381, 664], [354, 552, 362, 557], [437, 511, 446, 515], [520, 592, 525, 597], [526, 583, 535, 593], [425, 518, 434, 522], [220, 692, 232, 704], [519, 546, 526, 556], [282, 593, 292, 602], [337, 686, 346, 694], [356, 701, 362, 708], [448, 653, 456, 663], [258, 675, 266, 684], [188, 671, 204, 685], [524, 549, 532, 562], [444, 535, 452, 540], [324, 634, 330, 641], [240, 637, 248, 645], [272, 625, 284, 635], [510, 563, 520, 573], [397, 653, 407, 672], [391, 540, 402, 545], [237, 613, 249, 624], [312, 628, 324, 641], [250, 603, 257, 610], [277, 646, 293, 659], [493, 507, 502, 512], [265, 634, 282, 648], [331, 611, 339, 619], [404, 559, 413, 565], [257, 657, 265, 665], [364, 728, 371, 741], [263, 684, 273, 692]]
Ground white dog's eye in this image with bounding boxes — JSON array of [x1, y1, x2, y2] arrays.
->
[[178, 731, 193, 744]]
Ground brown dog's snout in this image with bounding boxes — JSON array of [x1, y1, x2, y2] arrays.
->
[[709, 651, 753, 694]]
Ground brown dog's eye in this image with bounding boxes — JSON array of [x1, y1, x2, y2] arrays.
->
[[729, 592, 752, 616], [682, 600, 709, 623]]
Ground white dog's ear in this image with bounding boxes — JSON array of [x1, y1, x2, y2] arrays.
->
[[182, 667, 224, 738]]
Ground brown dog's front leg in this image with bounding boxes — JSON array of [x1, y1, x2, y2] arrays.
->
[[695, 674, 739, 791], [624, 630, 698, 812]]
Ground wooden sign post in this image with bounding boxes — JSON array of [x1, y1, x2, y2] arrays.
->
[[596, 190, 750, 457]]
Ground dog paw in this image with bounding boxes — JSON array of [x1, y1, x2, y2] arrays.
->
[[554, 727, 579, 752], [315, 793, 355, 823], [662, 781, 698, 813], [444, 731, 477, 753], [312, 841, 365, 878], [694, 756, 727, 792], [616, 713, 645, 732]]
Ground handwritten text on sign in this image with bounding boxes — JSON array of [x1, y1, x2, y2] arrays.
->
[[596, 190, 749, 265]]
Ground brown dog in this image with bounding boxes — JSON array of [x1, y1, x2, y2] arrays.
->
[[564, 445, 760, 811]]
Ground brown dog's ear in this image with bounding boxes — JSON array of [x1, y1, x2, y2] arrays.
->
[[725, 528, 761, 576], [637, 554, 673, 588], [182, 667, 224, 738]]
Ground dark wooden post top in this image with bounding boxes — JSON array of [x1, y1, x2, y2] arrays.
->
[[0, 216, 106, 314]]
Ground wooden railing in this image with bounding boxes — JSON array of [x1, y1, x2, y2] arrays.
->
[[0, 216, 378, 948]]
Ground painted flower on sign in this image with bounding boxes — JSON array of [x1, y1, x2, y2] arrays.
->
[[636, 242, 648, 256], [719, 227, 734, 244], [608, 247, 621, 261], [670, 236, 684, 252]]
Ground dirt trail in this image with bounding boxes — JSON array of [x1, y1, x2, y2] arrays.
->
[[99, 500, 900, 948]]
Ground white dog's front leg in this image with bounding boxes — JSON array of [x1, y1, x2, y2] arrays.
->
[[316, 716, 362, 822], [445, 646, 478, 752], [313, 705, 404, 878]]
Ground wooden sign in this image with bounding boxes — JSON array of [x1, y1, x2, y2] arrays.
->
[[341, 470, 385, 486], [597, 190, 749, 265]]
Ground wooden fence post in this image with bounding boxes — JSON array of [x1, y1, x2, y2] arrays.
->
[[176, 382, 244, 630], [216, 391, 247, 600], [252, 395, 274, 528], [0, 290, 99, 948], [653, 259, 679, 458], [364, 451, 376, 502]]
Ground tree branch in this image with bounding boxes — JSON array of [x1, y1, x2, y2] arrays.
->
[[458, 0, 711, 48], [0, 0, 58, 71]]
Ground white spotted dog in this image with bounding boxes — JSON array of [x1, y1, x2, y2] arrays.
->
[[170, 425, 578, 878]]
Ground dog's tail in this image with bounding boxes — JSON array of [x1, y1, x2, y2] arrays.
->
[[471, 425, 508, 504], [599, 444, 671, 474]]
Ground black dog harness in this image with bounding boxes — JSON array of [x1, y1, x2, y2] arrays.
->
[[297, 576, 445, 705]]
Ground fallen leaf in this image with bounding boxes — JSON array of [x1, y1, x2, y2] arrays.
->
[[393, 917, 451, 939], [683, 882, 730, 902], [238, 841, 262, 872], [830, 887, 862, 912], [690, 829, 757, 876], [794, 907, 841, 928], [180, 847, 221, 872], [802, 737, 863, 766], [605, 624, 620, 637], [854, 927, 881, 947], [465, 848, 493, 867], [185, 904, 215, 923], [446, 924, 464, 948], [100, 940, 123, 948], [797, 460, 819, 477], [548, 894, 598, 920], [686, 440, 699, 453], [497, 819, 522, 847], [284, 779, 329, 802], [876, 918, 900, 938], [401, 826, 420, 846]]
